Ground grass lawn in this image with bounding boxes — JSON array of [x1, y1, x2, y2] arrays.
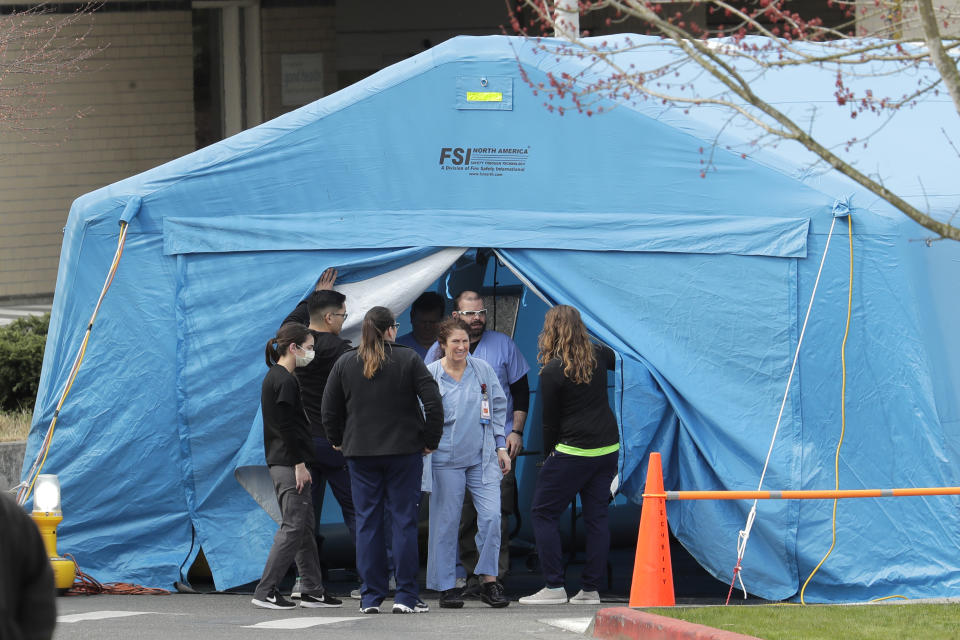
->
[[0, 409, 31, 442], [644, 603, 960, 639]]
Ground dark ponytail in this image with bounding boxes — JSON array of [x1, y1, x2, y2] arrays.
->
[[265, 323, 311, 367], [358, 306, 394, 379]]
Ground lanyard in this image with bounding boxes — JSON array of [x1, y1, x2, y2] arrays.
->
[[480, 383, 491, 425]]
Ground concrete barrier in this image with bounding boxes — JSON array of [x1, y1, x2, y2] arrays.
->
[[590, 607, 762, 640], [0, 440, 26, 492]]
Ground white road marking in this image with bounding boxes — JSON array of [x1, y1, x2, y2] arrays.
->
[[58, 611, 155, 624], [243, 617, 365, 629], [539, 617, 594, 634]]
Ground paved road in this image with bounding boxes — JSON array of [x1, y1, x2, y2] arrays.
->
[[52, 592, 601, 640], [0, 299, 51, 327]]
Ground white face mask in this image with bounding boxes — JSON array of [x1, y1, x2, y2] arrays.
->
[[295, 346, 315, 367]]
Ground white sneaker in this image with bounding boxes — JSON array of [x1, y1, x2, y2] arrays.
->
[[350, 588, 362, 599], [392, 599, 429, 614], [518, 586, 568, 605], [569, 589, 601, 605]]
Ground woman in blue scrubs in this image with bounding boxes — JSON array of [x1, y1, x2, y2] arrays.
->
[[426, 318, 511, 609]]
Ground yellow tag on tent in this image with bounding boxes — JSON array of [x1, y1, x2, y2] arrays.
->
[[466, 91, 503, 102]]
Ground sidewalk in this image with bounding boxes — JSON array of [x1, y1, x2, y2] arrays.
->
[[0, 296, 52, 327]]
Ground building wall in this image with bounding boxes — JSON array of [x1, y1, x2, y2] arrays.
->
[[261, 3, 337, 122], [335, 1, 503, 87], [0, 6, 195, 299], [857, 0, 960, 38]]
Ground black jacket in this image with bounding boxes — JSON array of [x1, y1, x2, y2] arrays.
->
[[540, 343, 619, 454], [322, 343, 443, 457], [297, 332, 352, 437], [261, 364, 315, 466]]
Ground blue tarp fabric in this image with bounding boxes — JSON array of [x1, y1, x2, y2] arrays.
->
[[25, 35, 960, 602]]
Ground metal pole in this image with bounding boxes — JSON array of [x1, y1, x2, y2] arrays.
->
[[647, 487, 960, 500]]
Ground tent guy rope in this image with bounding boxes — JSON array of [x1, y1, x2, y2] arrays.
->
[[725, 205, 848, 604], [15, 220, 130, 507]]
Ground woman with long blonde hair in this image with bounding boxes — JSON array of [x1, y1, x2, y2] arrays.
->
[[322, 306, 443, 614], [519, 305, 619, 606]]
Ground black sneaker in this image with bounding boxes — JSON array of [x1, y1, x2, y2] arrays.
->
[[252, 589, 297, 610], [480, 581, 510, 608], [439, 587, 465, 609], [300, 592, 343, 608]]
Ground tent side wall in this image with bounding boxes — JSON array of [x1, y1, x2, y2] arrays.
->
[[26, 215, 195, 586], [24, 36, 960, 600]]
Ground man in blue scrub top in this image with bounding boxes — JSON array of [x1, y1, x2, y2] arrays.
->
[[425, 290, 530, 587]]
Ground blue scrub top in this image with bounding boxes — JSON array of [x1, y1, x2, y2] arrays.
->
[[431, 364, 485, 469], [425, 330, 529, 429]]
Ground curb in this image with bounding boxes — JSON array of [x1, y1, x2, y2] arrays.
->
[[589, 607, 762, 640]]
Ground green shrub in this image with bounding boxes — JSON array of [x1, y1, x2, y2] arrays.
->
[[0, 313, 50, 412]]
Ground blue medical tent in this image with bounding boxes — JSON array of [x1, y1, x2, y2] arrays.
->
[[24, 35, 960, 603]]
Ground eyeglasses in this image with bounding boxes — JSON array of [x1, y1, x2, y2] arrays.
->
[[296, 344, 314, 352], [458, 309, 487, 318], [391, 323, 400, 330], [329, 312, 348, 320]]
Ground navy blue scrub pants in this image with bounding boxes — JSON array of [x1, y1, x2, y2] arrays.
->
[[347, 452, 423, 609], [530, 450, 618, 592]]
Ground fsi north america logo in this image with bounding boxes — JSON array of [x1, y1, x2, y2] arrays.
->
[[439, 146, 530, 177]]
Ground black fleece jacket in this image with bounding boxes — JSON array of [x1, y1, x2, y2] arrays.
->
[[322, 343, 443, 457]]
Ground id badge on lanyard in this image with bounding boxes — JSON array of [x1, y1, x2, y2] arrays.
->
[[480, 383, 491, 425]]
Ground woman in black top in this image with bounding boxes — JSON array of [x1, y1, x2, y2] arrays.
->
[[518, 305, 619, 607], [252, 323, 341, 610], [322, 306, 443, 614]]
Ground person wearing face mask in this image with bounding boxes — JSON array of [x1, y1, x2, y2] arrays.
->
[[252, 322, 342, 610], [425, 318, 511, 609], [425, 291, 530, 590]]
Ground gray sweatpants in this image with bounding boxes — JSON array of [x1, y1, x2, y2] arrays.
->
[[253, 465, 325, 599]]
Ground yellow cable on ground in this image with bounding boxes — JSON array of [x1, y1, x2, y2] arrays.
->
[[800, 215, 853, 604], [17, 221, 129, 507]]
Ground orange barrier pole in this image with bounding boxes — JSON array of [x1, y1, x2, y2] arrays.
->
[[629, 452, 675, 607], [644, 487, 960, 500]]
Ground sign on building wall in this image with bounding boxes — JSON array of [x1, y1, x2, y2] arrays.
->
[[281, 53, 325, 106]]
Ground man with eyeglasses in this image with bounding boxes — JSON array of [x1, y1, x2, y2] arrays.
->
[[282, 268, 358, 590], [397, 291, 445, 359], [425, 290, 530, 595]]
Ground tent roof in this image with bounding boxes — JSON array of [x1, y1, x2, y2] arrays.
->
[[67, 35, 954, 242]]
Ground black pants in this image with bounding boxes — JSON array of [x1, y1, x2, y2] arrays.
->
[[310, 436, 357, 545], [530, 450, 617, 592]]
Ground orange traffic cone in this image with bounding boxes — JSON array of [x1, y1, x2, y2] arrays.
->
[[629, 452, 675, 607]]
